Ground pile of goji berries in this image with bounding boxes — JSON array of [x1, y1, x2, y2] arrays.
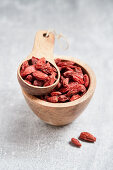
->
[[20, 57, 89, 103], [39, 58, 89, 103], [71, 132, 96, 147], [20, 57, 57, 86]]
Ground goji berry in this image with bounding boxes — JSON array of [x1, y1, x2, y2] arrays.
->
[[79, 132, 96, 142], [32, 71, 49, 81], [21, 65, 36, 77], [84, 74, 89, 87], [26, 75, 33, 82], [71, 138, 82, 147], [47, 96, 58, 103], [70, 94, 80, 101], [21, 60, 29, 71], [51, 91, 62, 96], [31, 56, 39, 65], [77, 84, 86, 93], [58, 95, 69, 102], [62, 77, 69, 87], [33, 80, 44, 86], [59, 87, 69, 93], [66, 89, 78, 97]]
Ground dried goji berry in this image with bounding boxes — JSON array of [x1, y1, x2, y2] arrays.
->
[[33, 80, 43, 86], [57, 61, 75, 67], [84, 74, 89, 87], [67, 82, 78, 89], [70, 94, 80, 101], [47, 96, 58, 103], [21, 65, 36, 77], [51, 91, 62, 96], [33, 71, 49, 81], [62, 78, 69, 87], [79, 132, 96, 142], [58, 95, 69, 102], [49, 72, 56, 85], [71, 138, 82, 147], [21, 60, 29, 71], [77, 84, 86, 93], [66, 89, 78, 97], [55, 58, 61, 64], [63, 70, 73, 78], [61, 66, 73, 72], [26, 75, 33, 82], [72, 74, 84, 84], [74, 66, 82, 73], [31, 56, 39, 65], [56, 82, 61, 89], [59, 87, 69, 93]]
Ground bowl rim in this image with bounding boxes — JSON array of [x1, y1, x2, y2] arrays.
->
[[22, 56, 96, 108]]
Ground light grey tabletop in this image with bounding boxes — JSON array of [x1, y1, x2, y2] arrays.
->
[[0, 0, 113, 169]]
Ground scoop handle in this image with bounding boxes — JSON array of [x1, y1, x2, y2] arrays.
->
[[31, 30, 55, 64]]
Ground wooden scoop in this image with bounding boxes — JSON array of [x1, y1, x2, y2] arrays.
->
[[17, 30, 60, 96]]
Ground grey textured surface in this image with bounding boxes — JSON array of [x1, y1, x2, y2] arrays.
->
[[0, 0, 113, 169]]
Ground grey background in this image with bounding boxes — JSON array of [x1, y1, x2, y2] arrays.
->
[[0, 0, 113, 169]]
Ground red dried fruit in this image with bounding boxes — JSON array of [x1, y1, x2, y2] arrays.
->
[[33, 71, 49, 81], [51, 91, 62, 96], [70, 94, 80, 101], [21, 65, 36, 77], [43, 80, 51, 86], [33, 80, 43, 86], [47, 96, 58, 103], [84, 74, 89, 87], [71, 138, 82, 147], [55, 58, 61, 64], [61, 66, 73, 72], [62, 78, 69, 87], [58, 95, 69, 102], [38, 62, 55, 75], [66, 89, 78, 97], [79, 132, 96, 142], [74, 66, 82, 73], [59, 87, 69, 93], [21, 60, 29, 71], [63, 70, 73, 78], [77, 84, 86, 93], [67, 82, 78, 89], [49, 72, 56, 85], [57, 61, 75, 67], [56, 82, 61, 89], [72, 73, 84, 84], [31, 56, 39, 64], [39, 57, 46, 64], [26, 75, 33, 82], [24, 80, 32, 85], [74, 72, 83, 78]]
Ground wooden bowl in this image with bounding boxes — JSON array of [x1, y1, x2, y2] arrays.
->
[[22, 56, 96, 126]]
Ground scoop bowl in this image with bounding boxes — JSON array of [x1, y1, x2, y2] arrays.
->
[[17, 30, 60, 96]]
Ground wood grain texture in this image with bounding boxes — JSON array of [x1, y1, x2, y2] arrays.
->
[[22, 56, 96, 126], [17, 30, 60, 96]]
